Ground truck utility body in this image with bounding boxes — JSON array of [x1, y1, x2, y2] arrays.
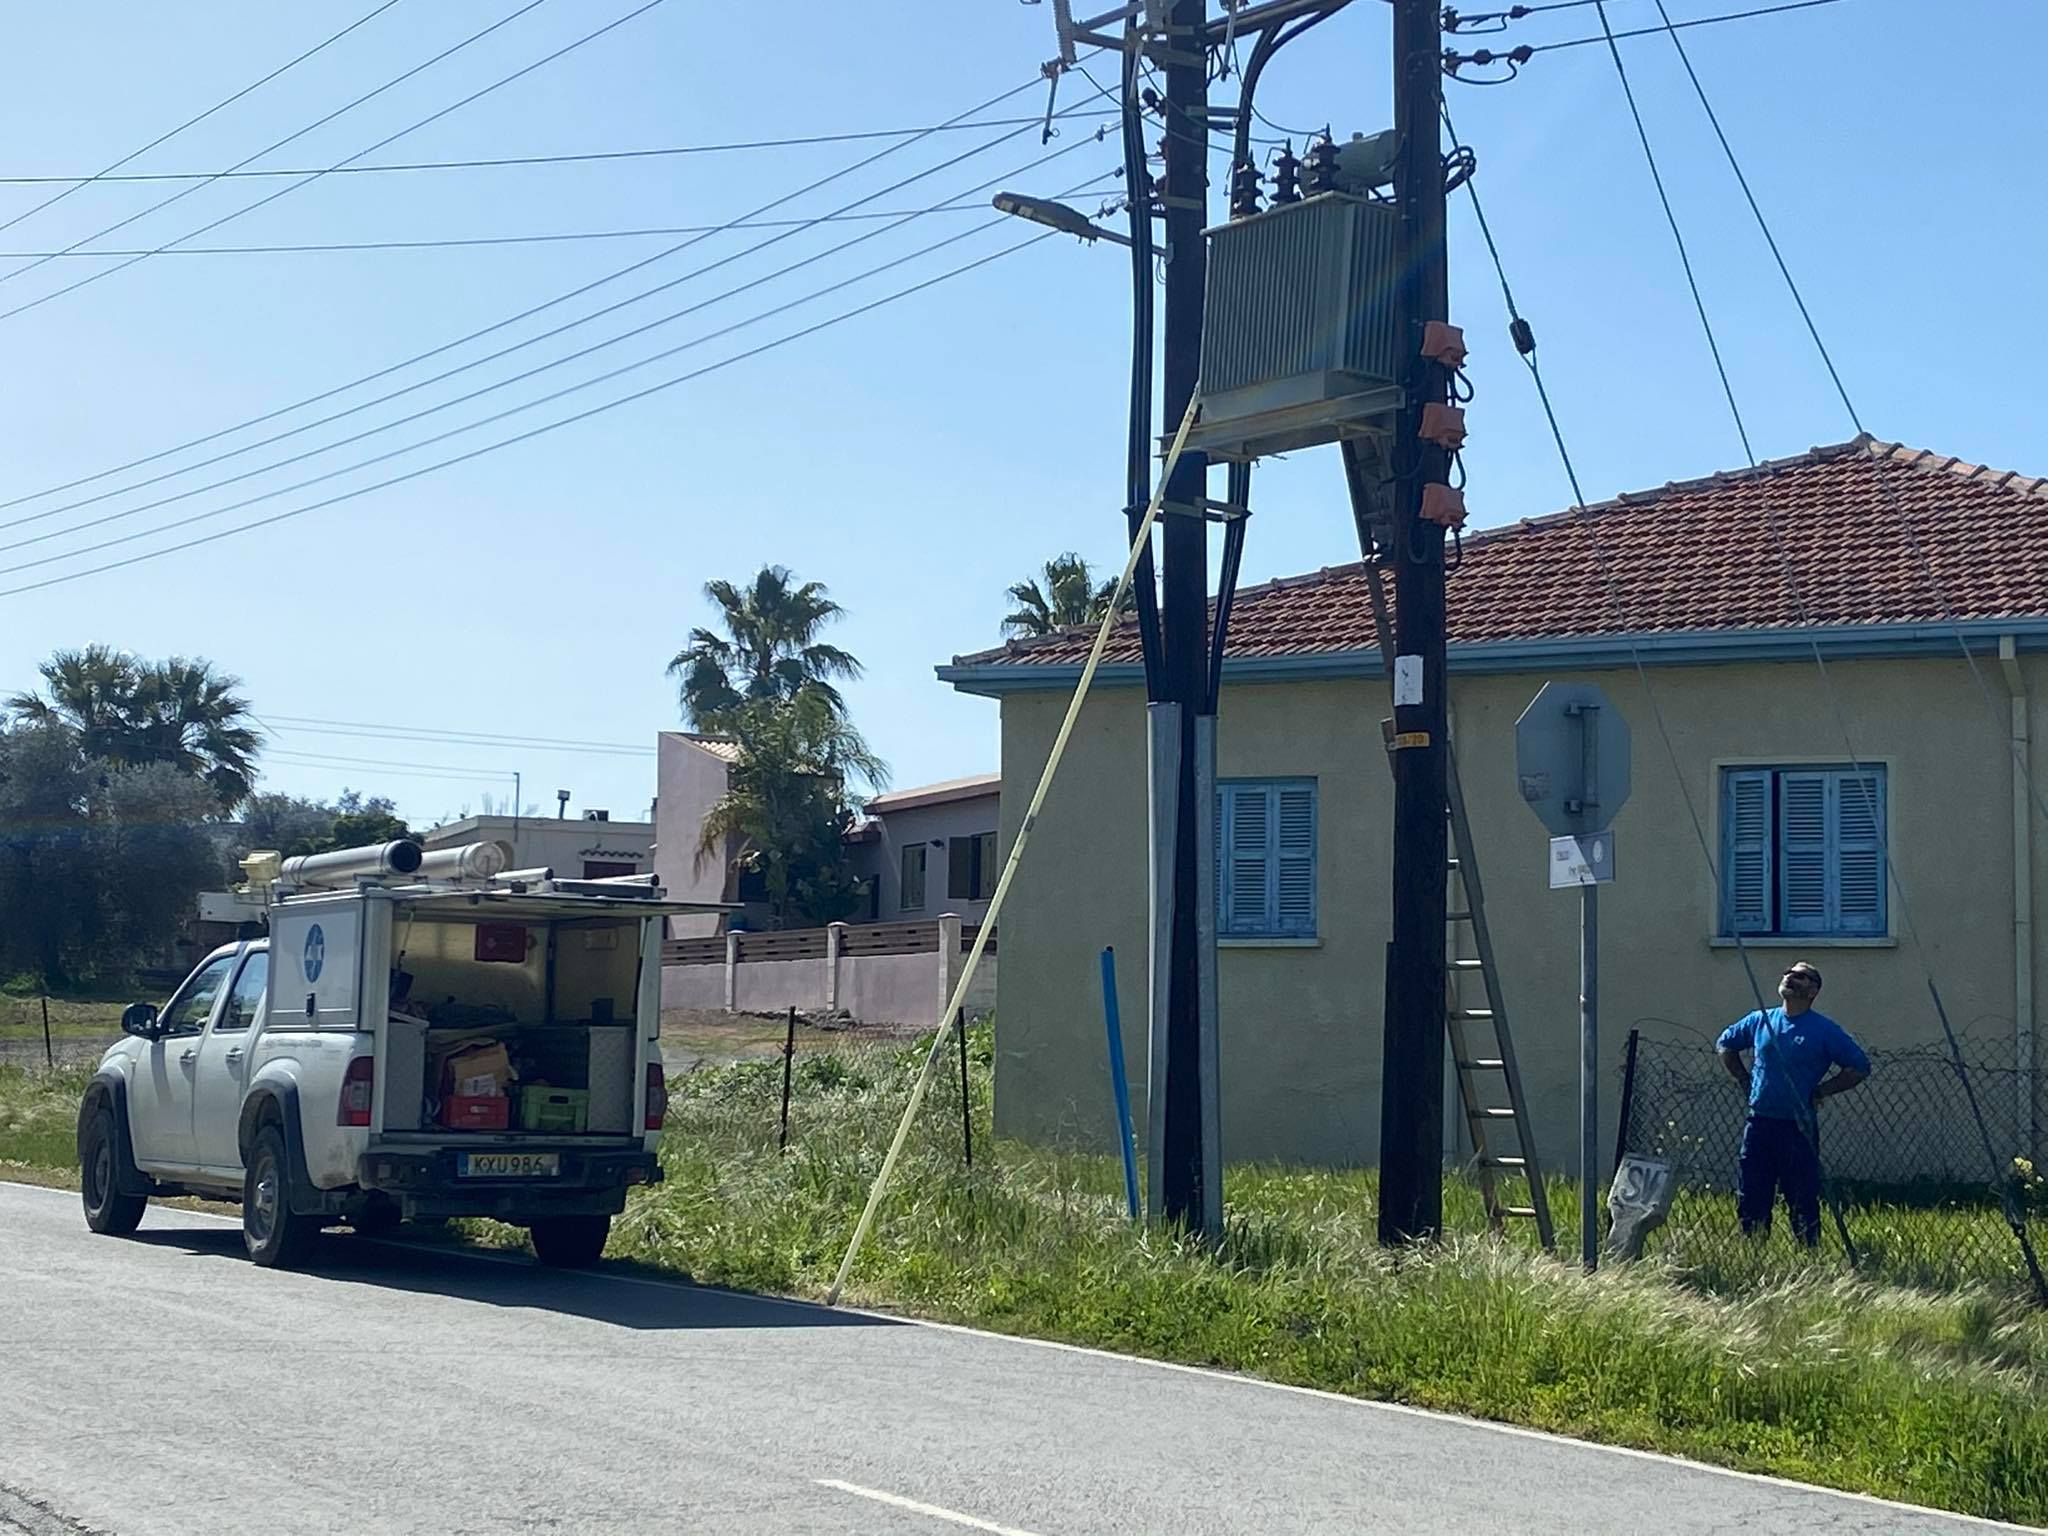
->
[[77, 840, 724, 1269]]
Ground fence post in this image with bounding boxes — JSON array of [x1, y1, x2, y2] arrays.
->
[[41, 996, 54, 1070], [779, 1005, 797, 1151], [935, 913, 963, 1029], [826, 922, 847, 1015], [723, 930, 739, 1013], [957, 1013, 973, 1169], [1613, 1027, 1640, 1179]]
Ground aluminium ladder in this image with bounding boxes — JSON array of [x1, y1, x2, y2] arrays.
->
[[1342, 443, 1555, 1249]]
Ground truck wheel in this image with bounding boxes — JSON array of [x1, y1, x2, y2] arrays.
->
[[243, 1123, 319, 1269], [80, 1106, 146, 1236], [529, 1214, 610, 1268]]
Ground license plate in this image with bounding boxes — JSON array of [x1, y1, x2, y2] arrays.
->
[[458, 1152, 560, 1178]]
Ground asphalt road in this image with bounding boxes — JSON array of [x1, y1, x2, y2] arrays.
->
[[0, 1183, 2026, 1536]]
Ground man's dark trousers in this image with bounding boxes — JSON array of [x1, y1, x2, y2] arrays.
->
[[1737, 1113, 1821, 1245]]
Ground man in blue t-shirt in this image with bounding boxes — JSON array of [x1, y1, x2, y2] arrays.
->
[[1715, 962, 1871, 1245]]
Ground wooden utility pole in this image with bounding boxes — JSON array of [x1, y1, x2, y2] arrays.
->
[[1378, 0, 1453, 1245], [1146, 0, 1219, 1236]]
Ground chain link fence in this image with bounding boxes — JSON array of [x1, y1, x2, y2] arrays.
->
[[1617, 1026, 2047, 1300]]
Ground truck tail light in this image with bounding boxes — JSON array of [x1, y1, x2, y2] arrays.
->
[[338, 1056, 375, 1127], [644, 1062, 667, 1132]]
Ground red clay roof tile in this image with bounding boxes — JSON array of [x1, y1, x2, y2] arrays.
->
[[952, 438, 2048, 670]]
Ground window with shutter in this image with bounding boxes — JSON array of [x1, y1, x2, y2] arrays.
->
[[1778, 772, 1830, 933], [1721, 769, 1772, 934], [947, 837, 973, 901], [1215, 780, 1317, 938], [1719, 764, 1887, 939], [1831, 770, 1886, 934]]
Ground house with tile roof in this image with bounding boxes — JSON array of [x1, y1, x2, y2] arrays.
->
[[938, 438, 2048, 1175]]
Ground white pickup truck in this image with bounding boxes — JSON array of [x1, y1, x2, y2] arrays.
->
[[76, 839, 718, 1269]]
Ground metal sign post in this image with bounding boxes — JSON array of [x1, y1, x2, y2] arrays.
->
[[1517, 684, 1630, 1270]]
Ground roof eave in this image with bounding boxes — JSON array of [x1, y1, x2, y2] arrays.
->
[[938, 617, 2048, 696]]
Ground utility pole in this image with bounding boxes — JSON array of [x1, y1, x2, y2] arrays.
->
[[1144, 0, 1218, 1236], [1378, 0, 1452, 1245]]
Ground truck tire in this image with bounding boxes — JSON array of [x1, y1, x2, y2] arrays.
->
[[243, 1123, 319, 1268], [529, 1214, 610, 1268], [80, 1106, 147, 1236]]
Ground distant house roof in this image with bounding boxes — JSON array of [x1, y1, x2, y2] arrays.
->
[[864, 772, 1001, 816], [661, 731, 742, 765], [942, 437, 2048, 690]]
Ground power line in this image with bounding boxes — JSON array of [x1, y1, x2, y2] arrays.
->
[[1530, 0, 1846, 53], [0, 206, 1004, 259], [263, 714, 655, 755], [0, 0, 561, 300], [266, 748, 515, 777], [0, 123, 1111, 556], [0, 0, 405, 238], [0, 226, 1062, 601], [0, 112, 1121, 186], [0, 67, 1067, 521], [0, 0, 678, 327]]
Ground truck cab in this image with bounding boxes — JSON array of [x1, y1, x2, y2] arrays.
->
[[77, 839, 724, 1269]]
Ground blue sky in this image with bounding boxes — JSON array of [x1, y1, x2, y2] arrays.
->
[[0, 1, 2038, 827]]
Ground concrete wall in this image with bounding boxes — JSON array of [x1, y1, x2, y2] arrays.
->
[[993, 651, 2046, 1176], [661, 924, 997, 1029], [653, 734, 733, 939], [855, 792, 1002, 925]]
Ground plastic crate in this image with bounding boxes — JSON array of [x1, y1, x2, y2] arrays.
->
[[441, 1094, 509, 1132], [518, 1087, 589, 1134]]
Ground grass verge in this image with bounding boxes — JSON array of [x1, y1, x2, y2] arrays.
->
[[6, 1040, 2045, 1522]]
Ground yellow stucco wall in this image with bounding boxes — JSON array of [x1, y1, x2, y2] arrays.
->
[[993, 651, 2044, 1175]]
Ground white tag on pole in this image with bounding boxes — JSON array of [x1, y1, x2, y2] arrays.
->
[[1392, 654, 1424, 706], [1548, 832, 1616, 888]]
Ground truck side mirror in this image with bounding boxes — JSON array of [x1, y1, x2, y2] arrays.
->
[[120, 1002, 160, 1039]]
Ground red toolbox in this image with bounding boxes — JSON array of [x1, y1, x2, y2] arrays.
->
[[440, 1094, 510, 1132]]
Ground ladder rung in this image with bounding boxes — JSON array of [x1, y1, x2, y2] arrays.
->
[[1449, 958, 1485, 970], [1446, 857, 1462, 868], [1453, 1009, 1494, 1021], [1477, 1107, 1517, 1119], [1503, 1206, 1540, 1219], [1447, 910, 1474, 922], [1480, 1155, 1528, 1169], [1457, 1057, 1506, 1070]]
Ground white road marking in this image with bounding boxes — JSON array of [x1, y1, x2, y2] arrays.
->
[[814, 1480, 1043, 1536], [3, 1181, 2028, 1532]]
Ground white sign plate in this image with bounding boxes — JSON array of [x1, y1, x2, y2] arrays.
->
[[1549, 832, 1616, 888]]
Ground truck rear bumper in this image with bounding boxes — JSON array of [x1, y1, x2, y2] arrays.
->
[[355, 1146, 661, 1221]]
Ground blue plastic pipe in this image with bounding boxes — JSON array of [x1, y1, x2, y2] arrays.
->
[[1101, 946, 1140, 1220]]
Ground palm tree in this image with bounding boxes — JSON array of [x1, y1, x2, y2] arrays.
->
[[5, 648, 258, 812], [667, 565, 863, 729], [4, 644, 139, 763], [131, 658, 260, 812], [1001, 552, 1131, 639], [695, 689, 888, 926]]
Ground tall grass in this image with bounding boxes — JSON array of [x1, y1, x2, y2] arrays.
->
[[606, 1029, 2048, 1524]]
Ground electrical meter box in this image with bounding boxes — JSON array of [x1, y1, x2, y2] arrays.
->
[[1189, 191, 1404, 461]]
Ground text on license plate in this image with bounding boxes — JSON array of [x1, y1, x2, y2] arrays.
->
[[459, 1152, 560, 1178]]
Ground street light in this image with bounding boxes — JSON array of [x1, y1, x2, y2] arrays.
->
[[991, 191, 1133, 247]]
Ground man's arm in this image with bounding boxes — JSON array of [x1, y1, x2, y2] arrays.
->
[[1813, 1065, 1868, 1103], [1719, 1047, 1750, 1087]]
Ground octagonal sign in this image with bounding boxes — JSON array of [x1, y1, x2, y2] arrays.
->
[[1514, 681, 1631, 838]]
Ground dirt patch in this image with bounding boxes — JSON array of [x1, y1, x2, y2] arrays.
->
[[659, 1008, 922, 1074]]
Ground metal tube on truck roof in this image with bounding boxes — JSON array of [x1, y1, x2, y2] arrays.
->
[[280, 839, 423, 888], [413, 840, 513, 883]]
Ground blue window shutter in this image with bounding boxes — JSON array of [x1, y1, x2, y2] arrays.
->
[[1830, 768, 1886, 934], [1225, 786, 1272, 935], [1275, 783, 1317, 935], [1721, 769, 1772, 934], [1778, 771, 1830, 933]]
